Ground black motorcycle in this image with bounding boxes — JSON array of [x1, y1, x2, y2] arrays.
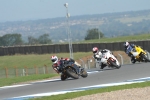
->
[[60, 61, 88, 81]]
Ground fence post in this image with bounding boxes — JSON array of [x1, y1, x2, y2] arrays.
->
[[79, 59, 86, 69], [5, 67, 8, 78], [14, 66, 18, 77], [87, 59, 90, 69], [34, 66, 38, 75], [24, 66, 28, 76], [44, 65, 48, 74], [118, 54, 123, 65]]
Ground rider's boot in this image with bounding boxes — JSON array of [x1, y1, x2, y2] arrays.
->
[[100, 63, 107, 69], [131, 56, 136, 63]]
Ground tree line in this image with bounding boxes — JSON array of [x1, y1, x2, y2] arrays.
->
[[0, 28, 103, 46], [0, 33, 52, 46]]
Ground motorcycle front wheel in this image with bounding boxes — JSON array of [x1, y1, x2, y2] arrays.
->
[[141, 53, 150, 62], [66, 67, 79, 79], [81, 69, 88, 78], [110, 61, 121, 69]]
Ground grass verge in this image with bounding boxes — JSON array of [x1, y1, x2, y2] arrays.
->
[[29, 81, 150, 100], [0, 74, 58, 87], [0, 52, 92, 69], [79, 33, 150, 43]]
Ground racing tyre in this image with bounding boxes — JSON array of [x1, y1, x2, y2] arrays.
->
[[111, 61, 120, 69], [66, 67, 79, 79], [60, 74, 68, 81], [131, 58, 136, 64], [81, 69, 88, 78], [141, 54, 150, 62]]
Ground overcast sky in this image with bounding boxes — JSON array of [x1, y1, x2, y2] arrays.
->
[[0, 0, 150, 22]]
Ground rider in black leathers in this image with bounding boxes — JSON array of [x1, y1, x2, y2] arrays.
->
[[51, 56, 82, 74]]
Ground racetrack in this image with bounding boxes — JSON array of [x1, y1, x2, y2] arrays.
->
[[1, 62, 150, 100]]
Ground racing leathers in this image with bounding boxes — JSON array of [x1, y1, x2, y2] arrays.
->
[[124, 44, 136, 62], [93, 49, 113, 69], [52, 58, 82, 74]]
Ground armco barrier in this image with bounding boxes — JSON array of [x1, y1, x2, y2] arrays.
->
[[0, 40, 150, 56]]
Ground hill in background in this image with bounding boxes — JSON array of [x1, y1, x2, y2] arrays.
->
[[0, 9, 150, 43]]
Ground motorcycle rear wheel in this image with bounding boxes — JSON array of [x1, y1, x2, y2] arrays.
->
[[60, 74, 68, 81], [131, 58, 136, 64]]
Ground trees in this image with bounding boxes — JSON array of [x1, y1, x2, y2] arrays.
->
[[84, 28, 104, 40], [28, 34, 52, 45], [38, 34, 52, 44], [0, 33, 52, 46], [0, 33, 23, 46], [28, 36, 39, 45]]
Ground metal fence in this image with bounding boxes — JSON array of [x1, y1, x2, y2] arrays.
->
[[0, 54, 133, 78], [0, 40, 150, 78], [0, 65, 54, 78], [0, 58, 96, 78]]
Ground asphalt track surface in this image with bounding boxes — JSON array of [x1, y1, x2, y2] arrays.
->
[[0, 62, 150, 99]]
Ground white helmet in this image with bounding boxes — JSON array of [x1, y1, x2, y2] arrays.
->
[[51, 55, 58, 63], [124, 41, 129, 48]]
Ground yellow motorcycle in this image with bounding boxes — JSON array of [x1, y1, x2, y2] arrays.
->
[[129, 45, 150, 63]]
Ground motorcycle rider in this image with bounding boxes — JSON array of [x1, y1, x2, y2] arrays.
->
[[92, 47, 113, 69], [51, 55, 82, 74], [124, 41, 136, 63]]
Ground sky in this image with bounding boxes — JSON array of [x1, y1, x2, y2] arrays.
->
[[0, 0, 150, 22]]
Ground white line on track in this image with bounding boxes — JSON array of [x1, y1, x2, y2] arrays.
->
[[0, 71, 99, 90], [6, 76, 150, 100]]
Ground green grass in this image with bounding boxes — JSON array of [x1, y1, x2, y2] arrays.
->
[[78, 33, 150, 43], [29, 81, 150, 100], [0, 34, 149, 99], [0, 34, 149, 70], [0, 74, 58, 87], [0, 52, 92, 69], [0, 52, 93, 86]]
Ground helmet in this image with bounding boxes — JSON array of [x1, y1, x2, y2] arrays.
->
[[51, 55, 58, 63], [124, 42, 129, 48], [92, 47, 99, 53]]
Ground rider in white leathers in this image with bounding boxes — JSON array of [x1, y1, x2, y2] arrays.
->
[[92, 47, 113, 69]]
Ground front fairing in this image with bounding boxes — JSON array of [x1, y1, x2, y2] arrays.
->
[[131, 46, 146, 59], [101, 52, 120, 66], [101, 52, 111, 64], [101, 57, 107, 64], [135, 46, 146, 55], [64, 62, 79, 74]]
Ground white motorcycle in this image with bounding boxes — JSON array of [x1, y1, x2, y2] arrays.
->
[[100, 52, 121, 69]]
